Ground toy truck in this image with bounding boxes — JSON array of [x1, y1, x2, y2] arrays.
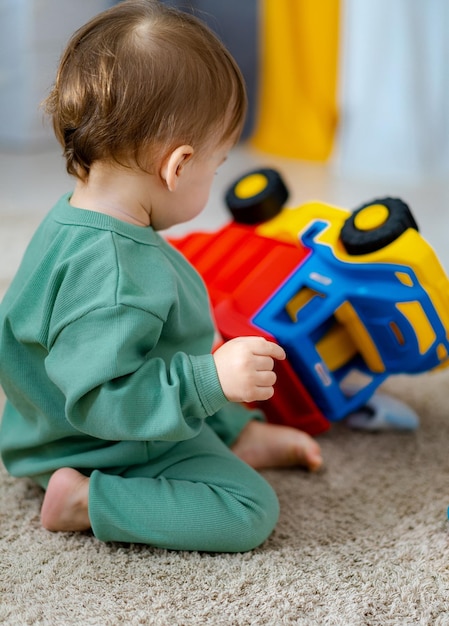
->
[[169, 169, 449, 435]]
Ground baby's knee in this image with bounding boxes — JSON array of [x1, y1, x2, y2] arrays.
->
[[226, 476, 280, 553]]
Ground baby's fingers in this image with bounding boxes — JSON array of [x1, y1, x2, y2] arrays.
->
[[252, 384, 276, 401], [254, 355, 274, 373], [245, 370, 277, 403], [255, 369, 277, 387], [251, 337, 286, 361]]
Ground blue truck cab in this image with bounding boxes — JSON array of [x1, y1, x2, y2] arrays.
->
[[225, 169, 449, 422]]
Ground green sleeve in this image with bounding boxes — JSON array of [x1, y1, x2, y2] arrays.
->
[[45, 305, 228, 442]]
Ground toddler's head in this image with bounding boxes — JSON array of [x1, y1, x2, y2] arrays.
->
[[45, 0, 247, 181]]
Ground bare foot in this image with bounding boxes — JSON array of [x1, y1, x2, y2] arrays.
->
[[232, 420, 323, 471], [41, 468, 91, 532]]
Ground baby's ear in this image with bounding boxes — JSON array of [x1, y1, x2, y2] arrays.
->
[[161, 145, 194, 191]]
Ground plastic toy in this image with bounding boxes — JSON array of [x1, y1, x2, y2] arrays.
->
[[169, 168, 449, 435]]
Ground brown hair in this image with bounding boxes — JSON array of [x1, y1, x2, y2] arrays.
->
[[44, 0, 247, 181]]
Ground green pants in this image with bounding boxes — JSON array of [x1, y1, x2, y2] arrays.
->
[[87, 423, 279, 552], [27, 406, 278, 552]]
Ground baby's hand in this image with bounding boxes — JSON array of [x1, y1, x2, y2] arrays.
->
[[213, 337, 286, 403]]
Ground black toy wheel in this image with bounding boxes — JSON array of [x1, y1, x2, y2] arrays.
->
[[225, 168, 289, 224], [340, 197, 419, 255]]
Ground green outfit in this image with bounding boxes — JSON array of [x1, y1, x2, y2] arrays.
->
[[0, 195, 279, 552]]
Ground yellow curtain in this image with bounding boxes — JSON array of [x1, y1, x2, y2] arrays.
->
[[251, 0, 340, 160]]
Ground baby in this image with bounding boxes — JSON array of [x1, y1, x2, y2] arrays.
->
[[0, 0, 322, 552]]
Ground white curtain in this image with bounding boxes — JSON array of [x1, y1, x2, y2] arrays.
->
[[336, 0, 449, 181]]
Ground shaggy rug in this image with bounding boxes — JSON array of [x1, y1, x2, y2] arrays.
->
[[1, 369, 449, 626]]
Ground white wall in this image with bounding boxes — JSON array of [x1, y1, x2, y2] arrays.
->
[[0, 0, 110, 149]]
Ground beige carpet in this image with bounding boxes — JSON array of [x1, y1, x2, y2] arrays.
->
[[2, 369, 449, 626]]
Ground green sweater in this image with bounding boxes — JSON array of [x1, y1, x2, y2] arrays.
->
[[0, 194, 232, 478]]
